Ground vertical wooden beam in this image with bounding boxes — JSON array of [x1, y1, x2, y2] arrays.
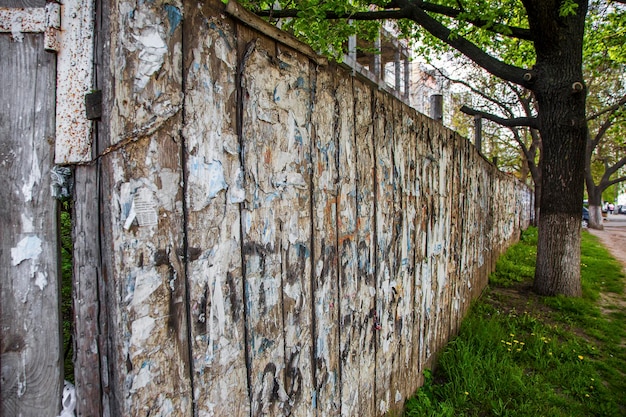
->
[[311, 65, 340, 416], [336, 74, 360, 417], [98, 1, 193, 415], [373, 37, 381, 79], [275, 46, 314, 417], [353, 79, 377, 417], [474, 114, 483, 153], [429, 94, 443, 122], [73, 165, 104, 417], [390, 103, 417, 408], [0, 33, 62, 417], [373, 90, 394, 415], [182, 6, 249, 416], [239, 40, 313, 416], [409, 112, 427, 388], [404, 57, 410, 100]]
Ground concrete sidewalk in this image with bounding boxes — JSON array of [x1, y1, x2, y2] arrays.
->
[[587, 214, 626, 273]]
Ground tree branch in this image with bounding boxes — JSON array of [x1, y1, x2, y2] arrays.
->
[[255, 2, 533, 41], [434, 67, 520, 114], [415, 1, 533, 40], [255, 8, 411, 21], [605, 175, 626, 188], [460, 105, 539, 128], [397, 0, 534, 87], [251, 0, 534, 86], [603, 154, 626, 182], [586, 93, 626, 122]]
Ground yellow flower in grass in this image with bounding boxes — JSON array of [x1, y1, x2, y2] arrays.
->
[[578, 355, 584, 360]]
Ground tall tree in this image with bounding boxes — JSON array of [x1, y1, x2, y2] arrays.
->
[[451, 2, 626, 231], [245, 0, 594, 296]]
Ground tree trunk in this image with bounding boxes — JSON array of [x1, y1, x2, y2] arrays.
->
[[586, 183, 604, 230], [533, 84, 586, 296], [528, 1, 587, 297], [533, 180, 541, 226]]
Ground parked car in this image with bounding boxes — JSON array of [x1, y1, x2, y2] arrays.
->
[[582, 207, 589, 228], [618, 205, 626, 214]]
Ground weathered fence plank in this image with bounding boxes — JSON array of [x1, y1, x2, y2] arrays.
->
[[311, 66, 341, 416], [273, 46, 315, 417], [391, 104, 417, 405], [98, 1, 193, 415], [353, 79, 377, 417], [73, 165, 104, 417], [408, 112, 427, 388], [182, 5, 249, 416], [335, 74, 361, 417], [240, 39, 314, 416], [0, 33, 62, 417]]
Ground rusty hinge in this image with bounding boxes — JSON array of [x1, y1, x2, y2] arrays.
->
[[1, 1, 94, 164], [0, 3, 59, 49], [44, 2, 61, 52], [85, 90, 102, 120]]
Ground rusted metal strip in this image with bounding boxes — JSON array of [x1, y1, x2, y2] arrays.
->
[[0, 4, 59, 49], [0, 7, 46, 33], [54, 0, 95, 164], [0, 3, 91, 164]]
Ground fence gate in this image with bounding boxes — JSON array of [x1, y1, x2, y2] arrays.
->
[[1, 1, 94, 415]]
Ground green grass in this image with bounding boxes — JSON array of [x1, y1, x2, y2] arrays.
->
[[402, 227, 626, 417], [60, 200, 74, 383]]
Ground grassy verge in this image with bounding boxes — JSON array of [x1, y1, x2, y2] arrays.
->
[[402, 227, 626, 417]]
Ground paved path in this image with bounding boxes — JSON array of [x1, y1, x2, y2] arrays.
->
[[586, 214, 626, 273]]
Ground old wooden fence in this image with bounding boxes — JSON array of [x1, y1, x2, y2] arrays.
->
[[1, 1, 533, 416]]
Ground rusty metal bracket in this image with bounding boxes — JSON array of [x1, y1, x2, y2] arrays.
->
[[55, 0, 95, 164], [1, 2, 95, 164], [0, 3, 60, 50], [44, 2, 61, 52]]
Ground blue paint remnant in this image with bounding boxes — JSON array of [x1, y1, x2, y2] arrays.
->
[[295, 242, 310, 258], [206, 161, 228, 199], [163, 5, 182, 36], [258, 338, 275, 354], [125, 273, 136, 303], [208, 22, 234, 50], [295, 77, 305, 88], [294, 130, 303, 145], [273, 86, 280, 103]]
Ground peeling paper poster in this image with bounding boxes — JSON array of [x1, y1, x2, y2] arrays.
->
[[124, 188, 158, 229]]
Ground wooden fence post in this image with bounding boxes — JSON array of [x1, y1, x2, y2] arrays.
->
[[1, 31, 62, 417]]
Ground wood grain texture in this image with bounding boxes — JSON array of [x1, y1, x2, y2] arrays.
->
[[240, 39, 314, 417], [373, 90, 394, 415], [335, 74, 361, 417], [98, 1, 192, 415], [72, 165, 104, 417], [353, 80, 377, 417], [0, 33, 62, 417], [311, 66, 340, 416], [182, 7, 249, 416], [0, 0, 44, 6]]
